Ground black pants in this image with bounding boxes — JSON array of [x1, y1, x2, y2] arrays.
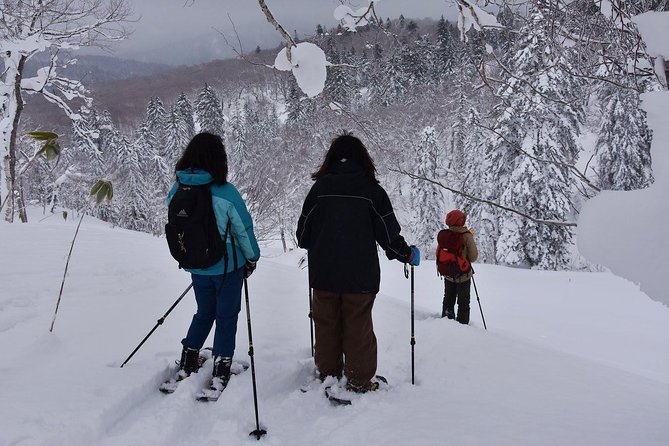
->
[[443, 279, 471, 324]]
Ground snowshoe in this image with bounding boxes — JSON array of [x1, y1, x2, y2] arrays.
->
[[158, 348, 209, 394], [324, 375, 388, 406], [196, 357, 249, 402]]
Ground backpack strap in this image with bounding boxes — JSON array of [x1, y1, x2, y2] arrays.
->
[[229, 221, 239, 271], [222, 219, 231, 274]]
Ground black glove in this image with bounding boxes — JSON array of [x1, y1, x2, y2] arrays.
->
[[244, 260, 257, 279]]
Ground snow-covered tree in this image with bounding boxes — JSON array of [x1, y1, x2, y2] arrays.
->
[[410, 127, 443, 258], [371, 53, 408, 106], [458, 108, 500, 263], [594, 87, 654, 191], [0, 0, 130, 222], [323, 40, 356, 107], [195, 84, 226, 137], [113, 137, 150, 232], [435, 15, 455, 78], [490, 3, 584, 269], [165, 105, 191, 167], [175, 93, 196, 140]]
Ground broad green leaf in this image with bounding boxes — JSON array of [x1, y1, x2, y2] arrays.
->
[[90, 180, 113, 206], [26, 131, 59, 141], [34, 137, 61, 165]]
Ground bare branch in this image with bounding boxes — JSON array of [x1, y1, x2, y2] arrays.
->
[[391, 167, 578, 227], [257, 0, 296, 62], [473, 121, 601, 193]]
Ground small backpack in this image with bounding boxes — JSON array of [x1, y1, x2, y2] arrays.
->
[[435, 229, 471, 279], [165, 182, 227, 269]]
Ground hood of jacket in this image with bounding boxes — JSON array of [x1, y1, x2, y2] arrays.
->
[[175, 169, 214, 186]]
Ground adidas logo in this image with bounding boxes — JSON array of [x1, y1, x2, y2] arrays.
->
[[177, 209, 188, 217]]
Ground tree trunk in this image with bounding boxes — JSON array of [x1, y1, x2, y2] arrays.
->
[[3, 54, 26, 222], [665, 3, 669, 87], [18, 177, 28, 223], [280, 227, 288, 253]]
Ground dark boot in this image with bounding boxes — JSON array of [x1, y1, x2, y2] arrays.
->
[[442, 307, 455, 319], [456, 280, 472, 324], [346, 375, 388, 393], [443, 280, 457, 319], [212, 356, 232, 390], [179, 347, 201, 375], [456, 308, 470, 325]]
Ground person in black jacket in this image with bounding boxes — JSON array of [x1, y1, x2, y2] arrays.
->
[[296, 134, 420, 393]]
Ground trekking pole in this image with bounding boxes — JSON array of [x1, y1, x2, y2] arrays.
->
[[404, 263, 416, 385], [471, 276, 487, 330], [120, 283, 193, 368], [410, 265, 416, 385], [308, 286, 314, 357], [244, 279, 267, 440]]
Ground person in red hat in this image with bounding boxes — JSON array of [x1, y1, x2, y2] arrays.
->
[[435, 209, 478, 323]]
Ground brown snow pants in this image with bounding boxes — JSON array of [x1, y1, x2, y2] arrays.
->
[[312, 290, 377, 388]]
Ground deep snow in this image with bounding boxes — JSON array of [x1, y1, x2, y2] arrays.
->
[[1, 212, 668, 446], [578, 10, 669, 308]]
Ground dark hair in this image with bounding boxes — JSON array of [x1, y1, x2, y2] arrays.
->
[[312, 134, 378, 182], [175, 132, 228, 184]]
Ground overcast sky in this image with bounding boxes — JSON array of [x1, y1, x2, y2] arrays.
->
[[103, 0, 457, 65]]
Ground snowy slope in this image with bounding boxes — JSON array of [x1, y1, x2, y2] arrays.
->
[[1, 214, 668, 446]]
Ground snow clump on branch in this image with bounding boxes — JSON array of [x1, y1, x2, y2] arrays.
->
[[273, 42, 329, 98]]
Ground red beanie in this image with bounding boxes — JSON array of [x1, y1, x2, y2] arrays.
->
[[445, 209, 466, 227]]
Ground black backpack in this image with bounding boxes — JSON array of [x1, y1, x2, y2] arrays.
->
[[165, 182, 227, 269]]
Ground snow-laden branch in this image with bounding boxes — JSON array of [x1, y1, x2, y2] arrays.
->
[[474, 121, 601, 194], [454, 0, 504, 42], [334, 1, 380, 32], [391, 167, 578, 227]]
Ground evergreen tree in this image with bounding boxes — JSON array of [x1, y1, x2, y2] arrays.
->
[[435, 15, 454, 79], [493, 5, 517, 60], [286, 76, 306, 125], [145, 97, 168, 142], [229, 106, 249, 176], [175, 92, 196, 139], [324, 39, 356, 106], [371, 53, 408, 106], [594, 86, 653, 191], [410, 127, 443, 258], [165, 105, 191, 166], [114, 136, 150, 232], [92, 111, 123, 222], [195, 83, 226, 137], [490, 3, 584, 270], [457, 107, 500, 263]]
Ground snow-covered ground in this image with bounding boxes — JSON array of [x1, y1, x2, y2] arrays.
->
[[1, 212, 668, 446]]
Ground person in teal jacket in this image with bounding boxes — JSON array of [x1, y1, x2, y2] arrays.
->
[[166, 132, 260, 390]]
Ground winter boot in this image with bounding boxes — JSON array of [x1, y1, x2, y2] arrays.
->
[[179, 347, 201, 376], [345, 375, 388, 394], [442, 307, 455, 319], [456, 308, 470, 325], [212, 356, 232, 390]]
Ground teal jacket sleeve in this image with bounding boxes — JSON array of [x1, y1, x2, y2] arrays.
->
[[212, 184, 260, 263]]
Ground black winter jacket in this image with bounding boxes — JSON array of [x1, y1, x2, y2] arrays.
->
[[296, 160, 412, 294]]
